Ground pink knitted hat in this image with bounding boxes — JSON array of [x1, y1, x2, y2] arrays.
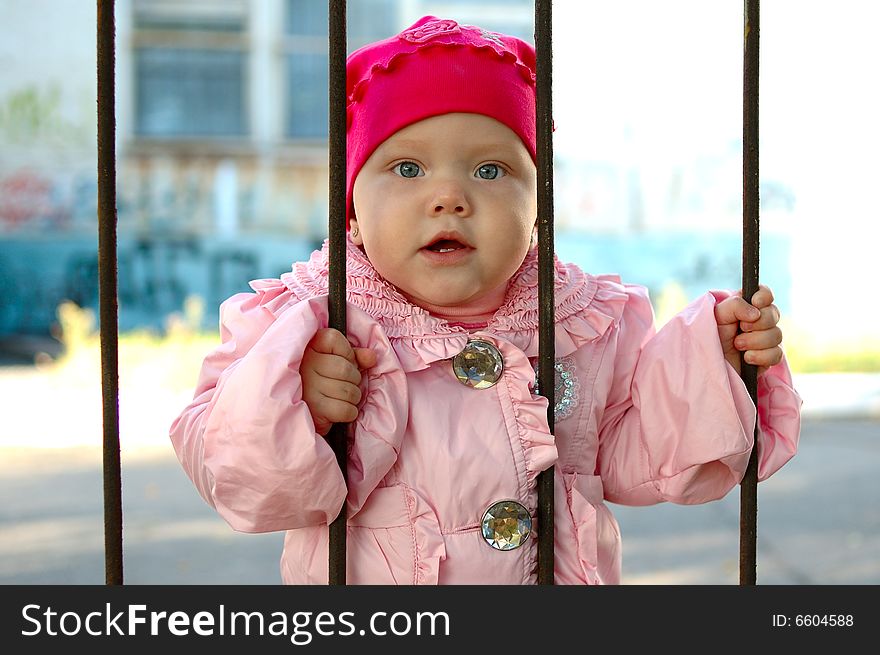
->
[[346, 16, 538, 225]]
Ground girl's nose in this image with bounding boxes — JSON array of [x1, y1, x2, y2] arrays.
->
[[428, 181, 471, 217]]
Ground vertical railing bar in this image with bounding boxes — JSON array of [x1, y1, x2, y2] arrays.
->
[[97, 0, 123, 586], [535, 0, 555, 585], [739, 0, 760, 586], [327, 0, 348, 586]]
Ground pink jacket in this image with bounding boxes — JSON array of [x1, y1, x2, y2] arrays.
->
[[170, 241, 801, 584]]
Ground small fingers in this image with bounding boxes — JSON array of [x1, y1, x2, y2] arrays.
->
[[734, 326, 782, 352], [316, 378, 363, 406], [743, 345, 783, 368], [739, 303, 780, 332], [302, 378, 362, 433], [354, 347, 378, 370], [750, 284, 775, 309], [302, 329, 366, 431], [735, 322, 783, 369], [311, 395, 359, 425], [308, 328, 357, 363], [309, 352, 362, 385], [715, 296, 761, 326]]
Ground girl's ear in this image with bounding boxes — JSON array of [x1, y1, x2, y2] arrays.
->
[[349, 217, 364, 246]]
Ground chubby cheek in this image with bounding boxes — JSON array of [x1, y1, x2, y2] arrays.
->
[[360, 230, 407, 283], [505, 215, 536, 253], [485, 222, 533, 280]]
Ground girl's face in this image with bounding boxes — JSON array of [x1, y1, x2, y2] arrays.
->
[[351, 113, 537, 310]]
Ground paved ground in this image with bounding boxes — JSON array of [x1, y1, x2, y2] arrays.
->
[[1, 417, 877, 585]]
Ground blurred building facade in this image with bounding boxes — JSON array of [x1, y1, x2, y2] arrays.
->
[[1, 0, 793, 343], [0, 0, 533, 336]]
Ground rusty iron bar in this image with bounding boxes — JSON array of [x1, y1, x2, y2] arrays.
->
[[535, 0, 555, 585], [97, 0, 123, 586], [327, 0, 348, 586], [740, 0, 760, 586]]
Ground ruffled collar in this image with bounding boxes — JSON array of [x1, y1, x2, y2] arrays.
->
[[272, 241, 626, 339], [255, 239, 629, 366]]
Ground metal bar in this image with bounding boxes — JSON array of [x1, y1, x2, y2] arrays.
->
[[740, 0, 760, 586], [327, 0, 348, 586], [535, 0, 555, 586], [97, 0, 123, 586]]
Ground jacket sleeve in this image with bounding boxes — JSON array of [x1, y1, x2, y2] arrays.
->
[[597, 287, 801, 506], [169, 292, 408, 533]]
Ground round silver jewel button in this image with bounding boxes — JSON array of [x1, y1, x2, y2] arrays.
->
[[481, 500, 532, 551], [452, 339, 503, 389]]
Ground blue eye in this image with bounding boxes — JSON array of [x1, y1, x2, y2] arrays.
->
[[395, 161, 422, 178], [476, 164, 504, 180]]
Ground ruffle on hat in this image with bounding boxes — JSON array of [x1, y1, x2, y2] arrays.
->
[[346, 16, 536, 118]]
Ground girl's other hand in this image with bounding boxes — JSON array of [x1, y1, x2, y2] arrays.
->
[[714, 284, 783, 377], [301, 328, 378, 436]]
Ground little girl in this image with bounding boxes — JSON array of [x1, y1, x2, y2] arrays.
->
[[170, 16, 801, 585]]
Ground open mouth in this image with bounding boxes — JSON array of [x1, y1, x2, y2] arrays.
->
[[425, 239, 466, 253], [422, 231, 473, 254]]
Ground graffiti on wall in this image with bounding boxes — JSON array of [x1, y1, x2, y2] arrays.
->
[[0, 169, 98, 231], [0, 172, 55, 227]]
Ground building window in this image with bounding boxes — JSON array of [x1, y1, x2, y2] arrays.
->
[[284, 0, 396, 139], [133, 0, 248, 138]]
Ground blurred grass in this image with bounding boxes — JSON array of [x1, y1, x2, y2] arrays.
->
[[53, 297, 218, 393], [651, 282, 880, 374], [780, 326, 880, 373], [50, 295, 880, 377]]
